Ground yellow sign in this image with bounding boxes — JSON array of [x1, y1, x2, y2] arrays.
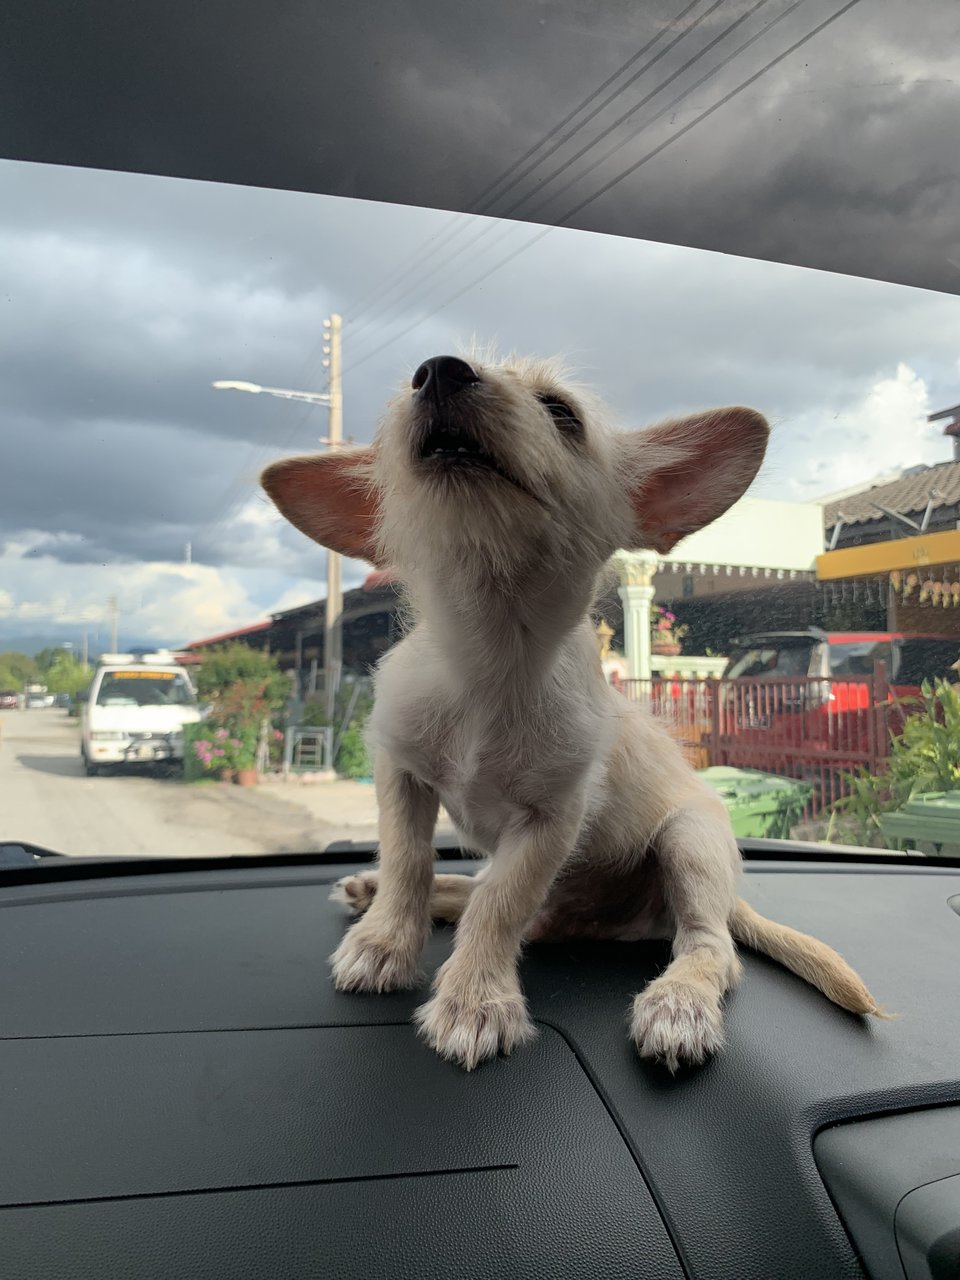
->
[[816, 529, 960, 581], [109, 671, 176, 680]]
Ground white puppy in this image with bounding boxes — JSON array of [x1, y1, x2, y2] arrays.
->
[[262, 352, 881, 1072]]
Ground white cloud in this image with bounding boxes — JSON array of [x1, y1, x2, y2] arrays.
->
[[784, 363, 947, 500], [0, 540, 333, 648]]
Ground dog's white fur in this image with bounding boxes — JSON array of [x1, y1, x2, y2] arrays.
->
[[262, 353, 881, 1073]]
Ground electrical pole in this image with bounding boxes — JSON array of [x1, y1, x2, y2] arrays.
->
[[323, 313, 343, 722], [211, 313, 347, 721], [108, 596, 119, 654]]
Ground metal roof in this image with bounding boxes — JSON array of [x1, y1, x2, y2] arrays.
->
[[823, 459, 960, 530]]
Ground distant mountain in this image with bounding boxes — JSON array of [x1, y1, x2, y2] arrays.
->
[[0, 631, 176, 659]]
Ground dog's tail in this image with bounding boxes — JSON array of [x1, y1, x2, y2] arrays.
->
[[730, 899, 889, 1017]]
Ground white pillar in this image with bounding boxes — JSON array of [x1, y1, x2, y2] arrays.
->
[[613, 551, 660, 680]]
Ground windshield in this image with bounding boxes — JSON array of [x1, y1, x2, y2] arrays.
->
[[2, 5, 959, 860], [724, 642, 816, 680], [95, 671, 197, 708]]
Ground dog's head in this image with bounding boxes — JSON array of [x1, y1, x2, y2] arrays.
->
[[261, 353, 768, 584]]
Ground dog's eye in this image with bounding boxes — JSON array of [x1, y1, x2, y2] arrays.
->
[[537, 395, 583, 441]]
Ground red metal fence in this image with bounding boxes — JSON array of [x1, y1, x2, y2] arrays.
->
[[619, 668, 892, 819]]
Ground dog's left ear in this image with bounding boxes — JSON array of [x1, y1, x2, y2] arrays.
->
[[620, 407, 769, 553], [260, 448, 383, 564]]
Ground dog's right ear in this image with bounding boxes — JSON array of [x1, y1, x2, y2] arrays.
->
[[260, 448, 383, 564], [618, 407, 769, 553]]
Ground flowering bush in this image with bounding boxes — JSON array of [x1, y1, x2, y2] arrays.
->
[[652, 606, 688, 644], [192, 724, 257, 774]]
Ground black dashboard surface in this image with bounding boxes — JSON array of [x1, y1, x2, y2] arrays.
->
[[2, 854, 959, 1279]]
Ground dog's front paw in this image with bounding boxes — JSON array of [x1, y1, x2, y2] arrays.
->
[[330, 917, 422, 993], [413, 967, 535, 1070], [629, 978, 724, 1073], [330, 870, 379, 917]]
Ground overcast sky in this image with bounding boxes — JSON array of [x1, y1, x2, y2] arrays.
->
[[1, 152, 958, 652]]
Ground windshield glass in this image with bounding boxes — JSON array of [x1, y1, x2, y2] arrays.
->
[[1, 8, 959, 859], [95, 672, 197, 707], [725, 642, 816, 680]]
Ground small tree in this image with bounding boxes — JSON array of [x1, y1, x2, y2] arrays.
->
[[44, 652, 94, 698], [0, 652, 40, 689]]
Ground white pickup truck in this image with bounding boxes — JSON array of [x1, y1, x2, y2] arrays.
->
[[80, 652, 206, 776]]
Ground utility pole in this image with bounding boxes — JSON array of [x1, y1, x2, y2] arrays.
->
[[211, 311, 347, 720], [323, 313, 343, 722], [108, 596, 119, 654]]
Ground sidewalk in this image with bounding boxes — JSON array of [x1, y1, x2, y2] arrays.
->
[[258, 775, 456, 845]]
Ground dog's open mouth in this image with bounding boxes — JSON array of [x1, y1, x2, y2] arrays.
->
[[417, 425, 517, 485]]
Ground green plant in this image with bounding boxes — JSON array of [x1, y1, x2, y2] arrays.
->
[[0, 651, 39, 690], [43, 652, 94, 698], [336, 723, 372, 779], [187, 723, 258, 779], [299, 681, 374, 730], [832, 679, 960, 846], [195, 643, 289, 712], [181, 721, 211, 782], [765, 785, 813, 839]]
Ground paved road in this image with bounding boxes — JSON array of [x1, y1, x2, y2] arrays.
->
[[0, 709, 330, 857]]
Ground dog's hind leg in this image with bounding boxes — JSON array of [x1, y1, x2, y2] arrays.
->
[[332, 870, 477, 923], [629, 801, 743, 1073]]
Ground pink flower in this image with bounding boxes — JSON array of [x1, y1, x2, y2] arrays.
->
[[230, 739, 242, 748], [215, 728, 229, 740], [273, 730, 284, 741], [213, 747, 225, 757]]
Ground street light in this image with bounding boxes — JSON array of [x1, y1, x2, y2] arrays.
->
[[212, 314, 345, 718], [212, 380, 331, 406]]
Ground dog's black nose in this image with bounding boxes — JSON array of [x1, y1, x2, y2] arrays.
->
[[411, 355, 479, 402]]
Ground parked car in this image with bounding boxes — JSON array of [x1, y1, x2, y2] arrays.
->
[[718, 629, 960, 749], [24, 692, 50, 709], [80, 650, 206, 775], [0, 690, 19, 710]]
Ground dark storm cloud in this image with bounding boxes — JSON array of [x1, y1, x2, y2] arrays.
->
[[355, 0, 960, 295]]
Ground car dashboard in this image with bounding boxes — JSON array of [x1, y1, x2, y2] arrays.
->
[[2, 843, 959, 1279]]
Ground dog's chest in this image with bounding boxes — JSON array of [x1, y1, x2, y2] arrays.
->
[[374, 690, 588, 845]]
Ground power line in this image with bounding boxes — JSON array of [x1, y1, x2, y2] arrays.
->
[[516, 0, 807, 223], [555, 0, 866, 227], [496, 0, 777, 222], [208, 0, 863, 530], [338, 0, 783, 374], [340, 225, 557, 380], [482, 0, 728, 219], [341, 0, 703, 336], [333, 0, 772, 365], [299, 0, 751, 387], [330, 0, 864, 381]]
